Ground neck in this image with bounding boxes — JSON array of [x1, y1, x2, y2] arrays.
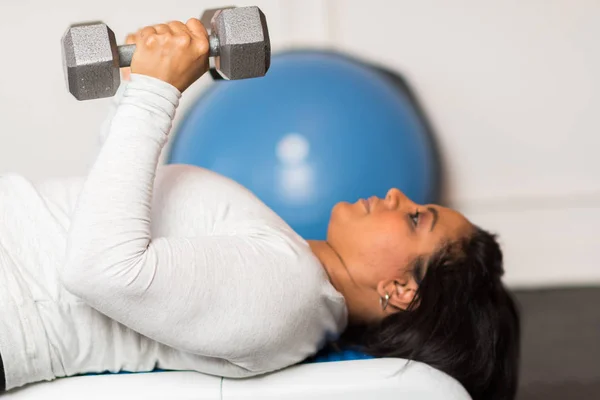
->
[[308, 240, 379, 326], [307, 240, 348, 295]]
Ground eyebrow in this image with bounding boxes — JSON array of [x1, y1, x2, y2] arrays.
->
[[428, 207, 438, 232]]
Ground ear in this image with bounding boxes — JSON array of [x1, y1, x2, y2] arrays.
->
[[377, 278, 418, 311]]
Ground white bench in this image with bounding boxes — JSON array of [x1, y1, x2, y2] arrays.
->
[[4, 359, 471, 400]]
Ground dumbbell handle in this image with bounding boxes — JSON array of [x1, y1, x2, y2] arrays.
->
[[116, 34, 220, 68]]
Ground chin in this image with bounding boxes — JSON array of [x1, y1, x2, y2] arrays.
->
[[330, 201, 351, 220], [327, 202, 352, 238]]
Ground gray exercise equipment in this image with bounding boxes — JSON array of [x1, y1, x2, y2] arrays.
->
[[62, 6, 271, 101], [201, 6, 234, 80]]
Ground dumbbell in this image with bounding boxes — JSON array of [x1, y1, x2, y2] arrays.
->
[[62, 6, 271, 101], [201, 6, 234, 80]]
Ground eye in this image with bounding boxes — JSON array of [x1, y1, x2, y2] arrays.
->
[[410, 210, 420, 226]]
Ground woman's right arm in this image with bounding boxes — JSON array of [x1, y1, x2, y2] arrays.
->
[[97, 81, 128, 149], [61, 19, 273, 364], [97, 38, 135, 148]]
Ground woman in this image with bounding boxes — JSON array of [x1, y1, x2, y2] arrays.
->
[[0, 18, 520, 399]]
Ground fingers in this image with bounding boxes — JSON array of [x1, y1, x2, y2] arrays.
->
[[126, 26, 158, 48], [167, 20, 189, 35], [186, 18, 209, 40], [125, 32, 136, 45], [127, 22, 190, 48], [139, 25, 158, 39], [124, 18, 210, 92], [128, 19, 206, 44]]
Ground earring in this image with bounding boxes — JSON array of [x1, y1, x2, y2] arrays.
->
[[380, 292, 390, 311]]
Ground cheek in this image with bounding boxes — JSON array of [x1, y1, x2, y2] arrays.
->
[[328, 209, 415, 268], [354, 215, 411, 262]]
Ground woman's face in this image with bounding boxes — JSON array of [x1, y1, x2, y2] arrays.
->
[[327, 188, 472, 319]]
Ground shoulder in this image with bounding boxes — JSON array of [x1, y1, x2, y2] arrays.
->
[[232, 246, 347, 373], [155, 164, 257, 201], [155, 164, 281, 219]]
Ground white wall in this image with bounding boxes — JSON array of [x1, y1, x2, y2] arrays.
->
[[1, 0, 598, 288], [326, 0, 600, 288], [0, 0, 292, 175]]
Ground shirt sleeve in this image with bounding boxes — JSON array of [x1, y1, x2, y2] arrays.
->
[[97, 81, 129, 149], [60, 74, 279, 363]]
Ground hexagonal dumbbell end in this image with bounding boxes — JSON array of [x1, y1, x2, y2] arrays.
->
[[201, 6, 235, 80], [62, 22, 120, 100], [213, 6, 271, 80]]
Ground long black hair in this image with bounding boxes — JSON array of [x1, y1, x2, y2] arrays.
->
[[337, 227, 521, 400]]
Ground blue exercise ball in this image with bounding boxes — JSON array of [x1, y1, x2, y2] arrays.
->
[[169, 51, 439, 240]]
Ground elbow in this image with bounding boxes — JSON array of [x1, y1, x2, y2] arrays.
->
[[60, 240, 114, 297], [60, 253, 99, 298], [60, 245, 151, 299]]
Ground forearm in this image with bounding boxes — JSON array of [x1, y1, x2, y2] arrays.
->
[[64, 73, 181, 275], [97, 81, 129, 148]]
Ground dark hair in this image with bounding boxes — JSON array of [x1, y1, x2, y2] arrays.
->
[[337, 227, 521, 400]]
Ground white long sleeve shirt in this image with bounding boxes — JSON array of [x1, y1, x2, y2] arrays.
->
[[0, 74, 347, 391]]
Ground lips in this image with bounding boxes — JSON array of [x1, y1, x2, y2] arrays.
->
[[361, 199, 370, 212]]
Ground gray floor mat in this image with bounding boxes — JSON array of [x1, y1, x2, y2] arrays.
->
[[513, 286, 600, 400]]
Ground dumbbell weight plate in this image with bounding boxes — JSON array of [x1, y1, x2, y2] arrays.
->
[[201, 6, 235, 80], [62, 22, 121, 101], [213, 7, 271, 80]]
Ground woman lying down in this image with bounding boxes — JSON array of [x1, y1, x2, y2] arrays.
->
[[0, 18, 520, 400]]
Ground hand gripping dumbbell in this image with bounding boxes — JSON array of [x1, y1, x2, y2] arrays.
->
[[62, 6, 271, 101]]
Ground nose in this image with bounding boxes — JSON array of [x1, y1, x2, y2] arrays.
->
[[385, 188, 415, 209]]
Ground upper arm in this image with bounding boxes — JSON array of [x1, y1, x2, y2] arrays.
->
[[61, 234, 281, 358]]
